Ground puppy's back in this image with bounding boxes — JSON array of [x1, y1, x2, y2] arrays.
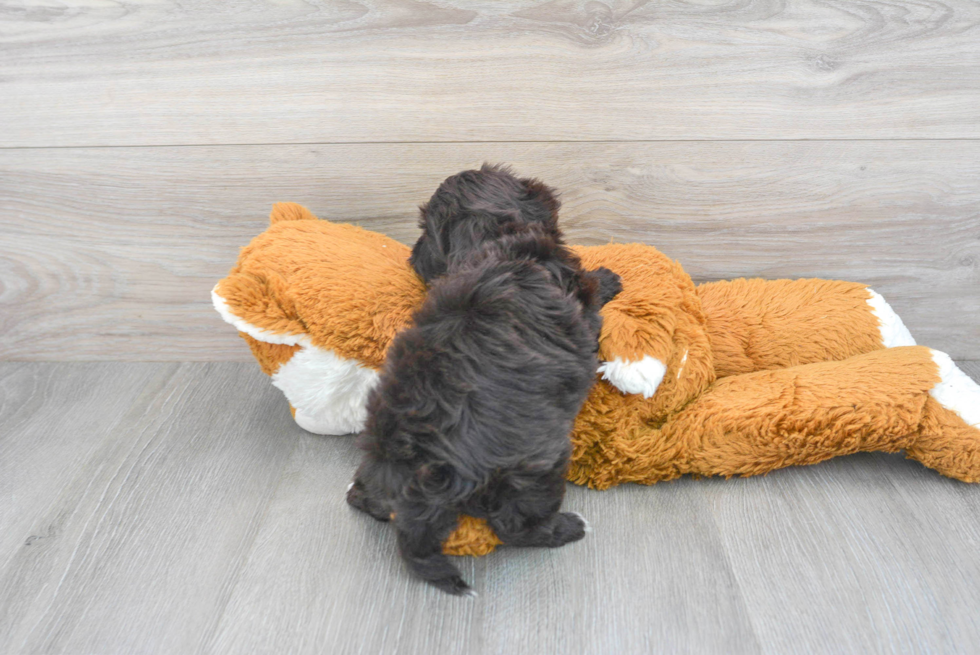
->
[[374, 243, 598, 474]]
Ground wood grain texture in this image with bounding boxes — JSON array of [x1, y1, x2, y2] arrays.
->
[[0, 362, 177, 566], [2, 141, 978, 361], [477, 480, 760, 655], [709, 451, 980, 655], [710, 361, 980, 654], [1, 0, 979, 146], [209, 435, 760, 655], [207, 432, 490, 655], [2, 362, 979, 654], [0, 362, 300, 654]]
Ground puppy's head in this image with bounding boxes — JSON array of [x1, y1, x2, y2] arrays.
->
[[410, 163, 561, 282]]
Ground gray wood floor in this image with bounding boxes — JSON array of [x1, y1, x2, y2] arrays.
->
[[2, 361, 980, 655]]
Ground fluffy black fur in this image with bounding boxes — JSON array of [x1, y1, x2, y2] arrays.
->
[[348, 228, 620, 595], [409, 163, 563, 283], [347, 166, 621, 595]]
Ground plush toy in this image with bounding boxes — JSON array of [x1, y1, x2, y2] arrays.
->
[[214, 203, 980, 556]]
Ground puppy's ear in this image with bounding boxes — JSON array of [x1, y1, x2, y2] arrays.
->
[[410, 202, 451, 282], [409, 231, 447, 283], [520, 177, 561, 226]]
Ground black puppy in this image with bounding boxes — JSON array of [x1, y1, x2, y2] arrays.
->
[[347, 168, 621, 595]]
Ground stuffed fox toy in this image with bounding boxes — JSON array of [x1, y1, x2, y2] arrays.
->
[[214, 203, 980, 555]]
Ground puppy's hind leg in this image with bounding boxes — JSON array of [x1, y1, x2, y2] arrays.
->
[[493, 510, 589, 548], [395, 503, 474, 596], [346, 479, 392, 522], [487, 467, 588, 549]]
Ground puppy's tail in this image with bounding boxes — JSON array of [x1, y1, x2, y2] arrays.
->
[[401, 545, 474, 596], [396, 514, 475, 596]]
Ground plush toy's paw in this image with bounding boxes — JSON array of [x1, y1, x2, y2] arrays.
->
[[930, 350, 980, 428], [598, 355, 667, 399]]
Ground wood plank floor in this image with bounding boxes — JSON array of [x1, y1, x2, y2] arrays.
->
[[2, 361, 980, 655]]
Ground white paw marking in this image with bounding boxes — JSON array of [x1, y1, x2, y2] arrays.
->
[[930, 350, 980, 428], [866, 289, 916, 348], [598, 355, 666, 398]]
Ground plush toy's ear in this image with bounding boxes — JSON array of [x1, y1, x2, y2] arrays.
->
[[269, 202, 318, 225], [212, 269, 306, 345], [212, 203, 325, 346]]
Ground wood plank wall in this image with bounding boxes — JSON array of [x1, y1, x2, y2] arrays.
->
[[1, 1, 978, 360]]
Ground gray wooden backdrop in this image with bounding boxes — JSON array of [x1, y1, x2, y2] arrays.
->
[[1, 0, 978, 362]]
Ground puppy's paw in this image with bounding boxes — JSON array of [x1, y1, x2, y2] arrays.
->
[[551, 511, 589, 546], [568, 511, 592, 533], [431, 575, 476, 597], [345, 481, 390, 522], [344, 480, 367, 510]]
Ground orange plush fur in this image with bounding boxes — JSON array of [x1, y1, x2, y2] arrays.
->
[[214, 204, 980, 557]]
